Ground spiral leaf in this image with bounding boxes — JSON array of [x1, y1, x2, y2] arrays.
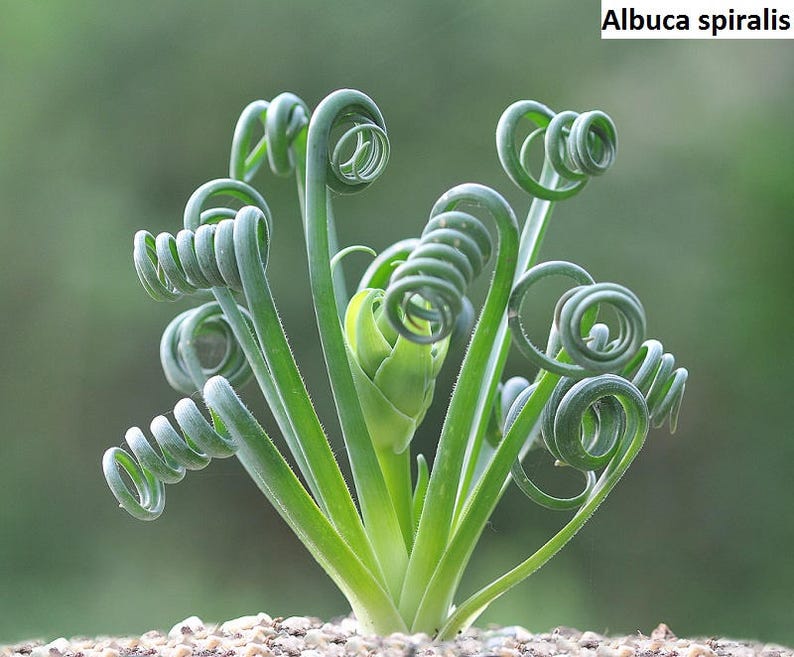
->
[[331, 120, 389, 186], [500, 378, 536, 437], [508, 260, 646, 379], [182, 178, 272, 231], [622, 339, 688, 432], [497, 100, 618, 201], [385, 210, 491, 344], [357, 239, 477, 351], [511, 452, 597, 511], [507, 260, 594, 375], [133, 206, 271, 302], [160, 301, 254, 395], [357, 239, 419, 292], [308, 92, 390, 196], [303, 90, 416, 593], [557, 282, 646, 374], [229, 93, 310, 182], [382, 183, 515, 345], [510, 373, 647, 511], [103, 398, 237, 520]]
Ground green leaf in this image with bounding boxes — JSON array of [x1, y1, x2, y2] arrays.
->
[[347, 345, 418, 453], [374, 334, 433, 418]]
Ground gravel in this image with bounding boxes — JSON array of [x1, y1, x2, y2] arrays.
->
[[2, 614, 791, 657]]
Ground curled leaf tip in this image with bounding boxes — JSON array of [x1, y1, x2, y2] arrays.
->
[[497, 101, 618, 201]]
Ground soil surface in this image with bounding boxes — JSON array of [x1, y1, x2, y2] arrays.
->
[[2, 615, 790, 657]]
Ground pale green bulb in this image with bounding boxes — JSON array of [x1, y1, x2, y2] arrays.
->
[[344, 288, 448, 453]]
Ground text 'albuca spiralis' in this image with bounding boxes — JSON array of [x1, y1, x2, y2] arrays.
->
[[601, 3, 793, 39]]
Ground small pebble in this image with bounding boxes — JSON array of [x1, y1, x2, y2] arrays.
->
[[242, 645, 273, 657], [616, 644, 636, 657], [597, 645, 618, 657], [455, 638, 482, 655], [688, 645, 718, 657], [250, 628, 276, 644], [338, 618, 360, 635], [554, 628, 583, 640], [221, 617, 261, 635], [169, 617, 205, 640], [46, 639, 69, 655], [581, 632, 603, 648], [761, 647, 785, 657], [653, 625, 677, 641], [303, 630, 326, 649], [167, 644, 193, 657], [281, 618, 312, 635], [497, 648, 520, 657], [273, 635, 303, 656], [344, 636, 366, 654], [299, 650, 322, 657], [322, 645, 344, 657], [202, 636, 223, 650]]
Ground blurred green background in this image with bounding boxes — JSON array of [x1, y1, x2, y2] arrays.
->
[[1, 0, 792, 647]]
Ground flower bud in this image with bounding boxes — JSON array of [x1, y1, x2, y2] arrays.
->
[[344, 288, 448, 453]]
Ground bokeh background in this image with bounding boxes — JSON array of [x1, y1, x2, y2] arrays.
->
[[1, 0, 792, 647]]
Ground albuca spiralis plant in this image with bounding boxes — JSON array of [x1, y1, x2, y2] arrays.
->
[[102, 89, 688, 638]]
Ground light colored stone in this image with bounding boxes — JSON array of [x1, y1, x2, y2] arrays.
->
[[581, 632, 603, 647], [300, 649, 323, 657], [273, 635, 303, 655], [688, 644, 718, 657], [303, 629, 327, 649], [344, 636, 367, 654], [281, 617, 313, 634], [169, 617, 205, 640], [321, 644, 344, 657], [221, 616, 262, 635], [202, 636, 222, 650], [338, 617, 360, 635], [497, 648, 521, 657], [250, 628, 275, 644], [651, 624, 677, 641], [242, 644, 273, 657], [167, 644, 193, 657], [616, 644, 636, 657], [45, 638, 70, 655], [597, 645, 618, 657]]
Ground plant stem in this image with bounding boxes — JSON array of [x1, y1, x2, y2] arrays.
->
[[230, 208, 383, 581], [203, 376, 406, 635], [452, 164, 561, 525], [374, 445, 414, 550], [409, 369, 560, 633], [212, 286, 322, 502], [293, 133, 349, 313], [406, 165, 561, 632], [398, 184, 518, 627], [304, 90, 408, 599], [435, 377, 648, 639]]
